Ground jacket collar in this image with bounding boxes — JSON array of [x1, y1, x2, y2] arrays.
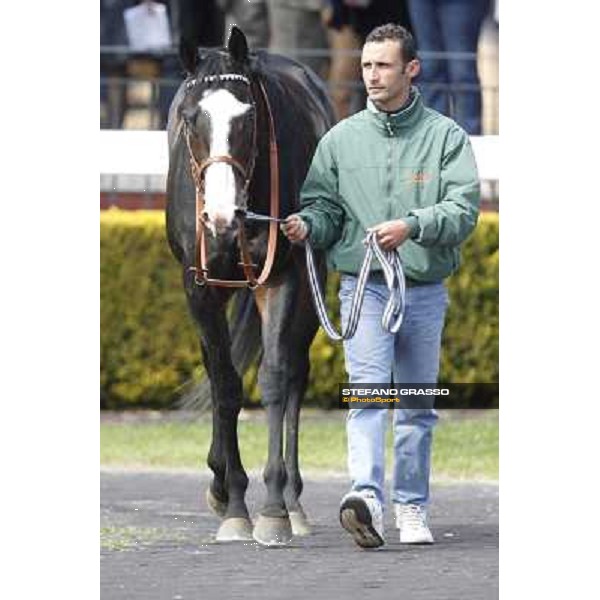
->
[[366, 87, 424, 134]]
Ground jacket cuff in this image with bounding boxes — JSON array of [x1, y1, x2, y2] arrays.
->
[[402, 215, 420, 239], [303, 217, 312, 238], [298, 212, 316, 242], [407, 208, 435, 244]]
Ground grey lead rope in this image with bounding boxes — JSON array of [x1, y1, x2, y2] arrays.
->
[[305, 231, 406, 341], [243, 211, 407, 341], [244, 210, 288, 224]]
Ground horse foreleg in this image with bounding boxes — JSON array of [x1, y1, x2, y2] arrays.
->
[[252, 285, 294, 546], [253, 398, 293, 546], [284, 257, 322, 536], [201, 343, 228, 517], [213, 376, 253, 542], [189, 292, 253, 541], [284, 351, 311, 536]]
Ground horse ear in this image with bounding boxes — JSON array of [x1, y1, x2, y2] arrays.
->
[[179, 38, 199, 75], [227, 26, 249, 64]]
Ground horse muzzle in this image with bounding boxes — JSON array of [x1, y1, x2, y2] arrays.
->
[[202, 206, 248, 236]]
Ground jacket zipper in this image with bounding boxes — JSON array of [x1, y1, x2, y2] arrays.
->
[[386, 119, 393, 201]]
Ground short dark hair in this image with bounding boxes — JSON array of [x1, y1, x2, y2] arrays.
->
[[364, 24, 417, 63]]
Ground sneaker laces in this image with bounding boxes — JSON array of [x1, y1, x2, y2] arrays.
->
[[401, 504, 427, 529]]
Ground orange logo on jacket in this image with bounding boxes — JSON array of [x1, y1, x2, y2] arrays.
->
[[411, 171, 431, 184]]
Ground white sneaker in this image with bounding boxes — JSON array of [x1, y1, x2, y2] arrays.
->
[[394, 503, 434, 544], [339, 490, 384, 549]]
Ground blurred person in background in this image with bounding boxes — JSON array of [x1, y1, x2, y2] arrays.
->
[[101, 0, 228, 129], [267, 0, 330, 78], [101, 0, 135, 128], [323, 0, 412, 120], [122, 0, 178, 128], [406, 0, 490, 134], [178, 0, 225, 48], [218, 0, 269, 49]]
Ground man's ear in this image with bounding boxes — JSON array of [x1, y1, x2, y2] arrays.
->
[[227, 25, 249, 64], [179, 38, 199, 75], [406, 58, 421, 79]]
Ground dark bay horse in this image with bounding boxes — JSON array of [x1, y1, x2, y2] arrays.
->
[[165, 27, 335, 546]]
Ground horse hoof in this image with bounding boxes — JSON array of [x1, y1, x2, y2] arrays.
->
[[206, 487, 227, 518], [215, 517, 254, 542], [252, 515, 293, 546], [289, 509, 312, 536]]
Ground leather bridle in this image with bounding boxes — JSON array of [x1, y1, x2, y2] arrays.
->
[[183, 74, 280, 289]]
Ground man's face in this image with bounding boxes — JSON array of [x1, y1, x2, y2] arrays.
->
[[361, 40, 419, 111]]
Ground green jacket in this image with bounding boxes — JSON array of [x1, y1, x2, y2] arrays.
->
[[298, 88, 481, 282]]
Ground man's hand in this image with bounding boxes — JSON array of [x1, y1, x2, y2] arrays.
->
[[368, 219, 412, 251], [280, 214, 309, 242]]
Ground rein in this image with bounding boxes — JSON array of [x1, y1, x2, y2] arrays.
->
[[185, 75, 280, 289], [305, 231, 407, 341]]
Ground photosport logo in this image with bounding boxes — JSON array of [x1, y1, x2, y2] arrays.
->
[[337, 383, 499, 409]]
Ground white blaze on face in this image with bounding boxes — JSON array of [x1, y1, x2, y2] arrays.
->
[[198, 89, 251, 233]]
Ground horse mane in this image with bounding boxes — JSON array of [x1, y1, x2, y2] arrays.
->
[[250, 51, 333, 133]]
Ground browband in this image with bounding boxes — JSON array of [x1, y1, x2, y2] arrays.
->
[[186, 74, 251, 89]]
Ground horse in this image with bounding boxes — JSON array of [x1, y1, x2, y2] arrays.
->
[[165, 27, 335, 546]]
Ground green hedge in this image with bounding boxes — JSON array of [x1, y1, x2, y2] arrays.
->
[[101, 209, 498, 409]]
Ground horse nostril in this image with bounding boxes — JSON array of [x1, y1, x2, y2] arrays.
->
[[202, 211, 209, 222]]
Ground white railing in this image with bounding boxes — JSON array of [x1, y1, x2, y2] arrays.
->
[[99, 130, 498, 190]]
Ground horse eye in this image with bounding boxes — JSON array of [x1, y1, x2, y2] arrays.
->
[[181, 107, 198, 125]]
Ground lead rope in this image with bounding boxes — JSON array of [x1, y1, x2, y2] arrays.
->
[[304, 231, 407, 341], [242, 213, 408, 340]]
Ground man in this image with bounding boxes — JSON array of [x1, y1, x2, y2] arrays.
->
[[281, 24, 479, 549]]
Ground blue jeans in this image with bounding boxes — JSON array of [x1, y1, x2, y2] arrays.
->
[[407, 0, 489, 134], [339, 273, 449, 507]]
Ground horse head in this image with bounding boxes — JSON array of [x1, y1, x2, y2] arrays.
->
[[178, 27, 258, 235]]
